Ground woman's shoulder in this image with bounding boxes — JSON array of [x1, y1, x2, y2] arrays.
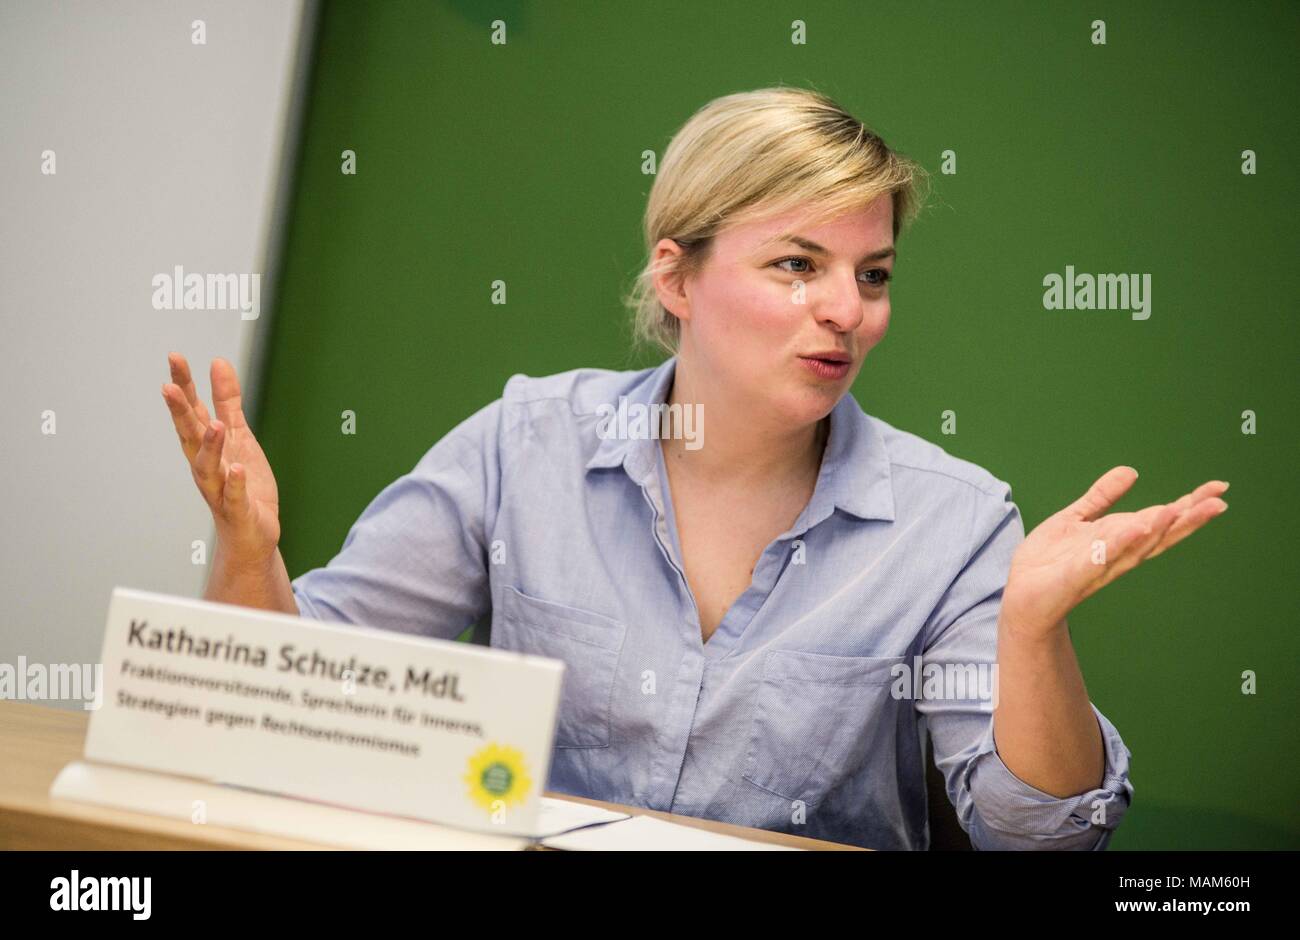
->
[[858, 406, 1014, 505], [498, 363, 662, 418]]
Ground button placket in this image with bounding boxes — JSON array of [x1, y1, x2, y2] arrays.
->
[[626, 443, 708, 809], [704, 534, 801, 657], [630, 444, 705, 646]]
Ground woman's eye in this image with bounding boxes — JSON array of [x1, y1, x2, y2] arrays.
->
[[772, 257, 891, 287], [774, 257, 813, 274]]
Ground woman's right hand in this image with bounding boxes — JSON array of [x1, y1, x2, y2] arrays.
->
[[161, 353, 281, 567]]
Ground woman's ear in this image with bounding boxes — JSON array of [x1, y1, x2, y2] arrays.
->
[[651, 238, 692, 324]]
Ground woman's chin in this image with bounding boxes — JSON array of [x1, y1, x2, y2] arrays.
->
[[770, 388, 841, 430]]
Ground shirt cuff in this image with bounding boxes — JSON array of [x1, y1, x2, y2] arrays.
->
[[290, 582, 321, 621], [964, 704, 1133, 850]]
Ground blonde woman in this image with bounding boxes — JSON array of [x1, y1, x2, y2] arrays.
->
[[161, 87, 1227, 850]]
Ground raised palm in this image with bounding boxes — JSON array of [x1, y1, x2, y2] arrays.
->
[[1003, 466, 1228, 635], [161, 353, 281, 563]]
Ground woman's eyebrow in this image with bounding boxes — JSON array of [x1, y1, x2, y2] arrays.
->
[[767, 234, 896, 264]]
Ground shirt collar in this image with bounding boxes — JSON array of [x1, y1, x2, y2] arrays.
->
[[584, 357, 677, 474], [585, 356, 896, 527]]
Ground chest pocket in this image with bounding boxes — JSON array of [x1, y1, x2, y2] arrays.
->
[[741, 649, 908, 807], [493, 586, 627, 749]]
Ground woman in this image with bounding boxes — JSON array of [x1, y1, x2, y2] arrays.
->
[[160, 87, 1227, 850]]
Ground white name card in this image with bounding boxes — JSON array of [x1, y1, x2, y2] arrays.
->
[[85, 588, 564, 836]]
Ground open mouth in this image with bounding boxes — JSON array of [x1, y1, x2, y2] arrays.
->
[[799, 355, 852, 380]]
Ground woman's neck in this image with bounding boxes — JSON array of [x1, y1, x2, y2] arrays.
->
[[660, 355, 829, 488]]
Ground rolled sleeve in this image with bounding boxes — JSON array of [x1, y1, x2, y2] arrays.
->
[[965, 704, 1134, 850], [289, 398, 502, 641], [917, 479, 1134, 850]]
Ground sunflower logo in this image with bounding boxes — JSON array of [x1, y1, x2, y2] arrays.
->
[[463, 743, 532, 813]]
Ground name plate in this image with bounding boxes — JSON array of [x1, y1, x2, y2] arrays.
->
[[85, 588, 564, 836]]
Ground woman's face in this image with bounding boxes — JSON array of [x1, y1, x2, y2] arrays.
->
[[657, 195, 895, 428]]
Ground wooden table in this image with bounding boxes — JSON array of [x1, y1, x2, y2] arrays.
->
[[0, 701, 862, 850]]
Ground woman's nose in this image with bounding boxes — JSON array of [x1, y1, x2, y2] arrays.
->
[[814, 272, 866, 332]]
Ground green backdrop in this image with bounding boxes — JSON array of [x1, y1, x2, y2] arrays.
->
[[254, 0, 1299, 849]]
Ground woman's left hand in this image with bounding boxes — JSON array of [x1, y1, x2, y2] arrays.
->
[[1001, 466, 1229, 639]]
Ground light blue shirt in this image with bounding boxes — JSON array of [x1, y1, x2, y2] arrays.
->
[[290, 357, 1133, 850]]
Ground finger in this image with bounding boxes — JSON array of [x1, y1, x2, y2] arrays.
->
[[167, 352, 213, 427], [1166, 480, 1229, 517], [1127, 502, 1179, 551], [210, 357, 249, 432], [1146, 496, 1228, 561], [1064, 466, 1140, 522], [222, 462, 253, 522], [1144, 480, 1227, 549], [161, 382, 206, 461], [1142, 502, 1180, 542], [1087, 503, 1176, 573], [193, 419, 228, 507], [1101, 481, 1226, 560]]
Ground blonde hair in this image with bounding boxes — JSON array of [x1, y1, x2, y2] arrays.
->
[[622, 86, 931, 355]]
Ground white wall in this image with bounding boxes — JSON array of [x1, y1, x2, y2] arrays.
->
[[0, 0, 312, 706]]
